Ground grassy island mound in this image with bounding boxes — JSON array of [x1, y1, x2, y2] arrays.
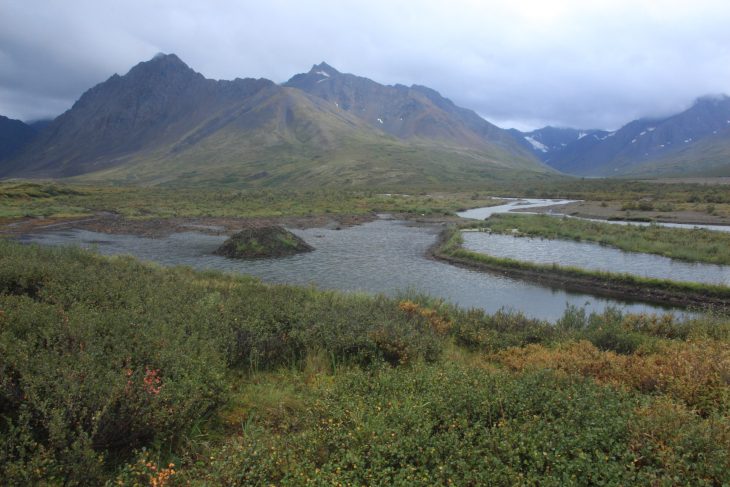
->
[[214, 225, 313, 259]]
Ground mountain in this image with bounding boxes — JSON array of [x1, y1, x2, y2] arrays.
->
[[27, 119, 54, 132], [536, 95, 730, 177], [1, 55, 551, 187], [2, 54, 275, 178], [508, 126, 609, 165], [0, 115, 38, 162], [619, 133, 730, 178], [284, 63, 537, 165]]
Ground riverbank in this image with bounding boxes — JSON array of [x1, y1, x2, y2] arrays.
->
[[5, 179, 730, 239], [431, 227, 730, 309], [519, 199, 730, 226]]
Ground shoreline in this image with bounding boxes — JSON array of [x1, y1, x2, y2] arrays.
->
[[429, 227, 730, 310], [4, 194, 729, 239]]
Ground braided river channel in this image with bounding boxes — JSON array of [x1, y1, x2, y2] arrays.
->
[[23, 196, 729, 320]]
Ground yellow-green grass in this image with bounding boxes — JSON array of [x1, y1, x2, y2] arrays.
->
[[4, 178, 730, 222], [0, 181, 506, 221]]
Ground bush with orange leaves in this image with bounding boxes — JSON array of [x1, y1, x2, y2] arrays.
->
[[113, 449, 176, 487], [493, 339, 730, 415], [398, 300, 452, 335]]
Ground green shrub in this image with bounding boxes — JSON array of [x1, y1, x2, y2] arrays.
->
[[183, 364, 728, 485]]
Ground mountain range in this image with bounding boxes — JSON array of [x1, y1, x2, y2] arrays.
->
[[512, 96, 730, 177], [0, 54, 547, 187], [1, 53, 729, 184]]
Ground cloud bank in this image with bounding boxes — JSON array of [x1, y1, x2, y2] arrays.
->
[[2, 0, 730, 129]]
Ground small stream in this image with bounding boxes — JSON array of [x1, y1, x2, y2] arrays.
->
[[456, 198, 579, 220], [457, 197, 730, 286], [461, 231, 730, 286], [457, 198, 730, 233]]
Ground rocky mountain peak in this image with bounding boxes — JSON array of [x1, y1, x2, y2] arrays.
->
[[125, 52, 197, 81], [693, 94, 730, 106], [309, 62, 340, 77]]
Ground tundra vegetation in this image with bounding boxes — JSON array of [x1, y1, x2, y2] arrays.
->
[[2, 178, 730, 222], [1, 240, 728, 485], [213, 226, 314, 259]]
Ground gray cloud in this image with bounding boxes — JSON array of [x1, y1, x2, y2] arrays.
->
[[2, 0, 730, 129]]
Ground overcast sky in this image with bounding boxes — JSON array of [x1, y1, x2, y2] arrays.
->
[[2, 0, 730, 130]]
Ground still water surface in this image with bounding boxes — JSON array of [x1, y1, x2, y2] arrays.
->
[[462, 231, 730, 286], [21, 218, 678, 321]]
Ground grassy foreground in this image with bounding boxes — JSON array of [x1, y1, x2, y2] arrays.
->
[[1, 240, 729, 485], [481, 213, 730, 265]]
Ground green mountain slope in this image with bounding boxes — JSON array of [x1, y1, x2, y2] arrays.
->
[[621, 134, 730, 178], [80, 87, 542, 187]]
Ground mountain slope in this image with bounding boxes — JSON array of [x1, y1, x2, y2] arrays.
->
[[2, 54, 275, 178], [620, 132, 730, 178], [540, 96, 730, 177], [2, 55, 552, 186], [284, 63, 542, 171], [0, 115, 38, 162], [83, 86, 547, 187], [509, 126, 610, 165]]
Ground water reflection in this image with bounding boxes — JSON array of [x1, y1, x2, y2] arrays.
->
[[462, 231, 730, 286]]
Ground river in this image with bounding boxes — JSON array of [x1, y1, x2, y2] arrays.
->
[[21, 214, 679, 321]]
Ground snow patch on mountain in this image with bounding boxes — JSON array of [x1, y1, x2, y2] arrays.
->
[[524, 136, 548, 152]]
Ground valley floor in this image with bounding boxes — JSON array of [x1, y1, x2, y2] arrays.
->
[[3, 179, 730, 484]]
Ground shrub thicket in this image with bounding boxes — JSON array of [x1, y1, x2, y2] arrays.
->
[[1, 240, 728, 485]]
